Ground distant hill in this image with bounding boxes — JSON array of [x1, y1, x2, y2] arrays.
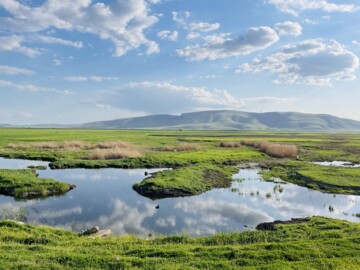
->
[[79, 110, 360, 131]]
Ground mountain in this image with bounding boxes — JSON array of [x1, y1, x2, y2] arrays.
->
[[80, 110, 360, 131]]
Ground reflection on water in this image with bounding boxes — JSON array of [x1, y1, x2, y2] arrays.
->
[[313, 161, 360, 168], [0, 158, 359, 236]]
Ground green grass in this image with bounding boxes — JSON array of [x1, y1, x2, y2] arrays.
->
[[0, 217, 360, 269], [261, 161, 360, 195], [133, 164, 237, 198], [0, 169, 73, 198], [1, 129, 360, 195]]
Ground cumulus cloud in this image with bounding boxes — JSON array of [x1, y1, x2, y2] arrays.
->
[[275, 21, 302, 36], [0, 79, 72, 94], [0, 65, 35, 75], [101, 81, 243, 114], [237, 39, 359, 86], [172, 11, 190, 26], [28, 34, 83, 48], [0, 35, 41, 57], [176, 26, 279, 61], [188, 22, 220, 32], [172, 10, 220, 41], [157, 30, 178, 41], [268, 0, 359, 16], [64, 76, 119, 82], [0, 0, 160, 57]]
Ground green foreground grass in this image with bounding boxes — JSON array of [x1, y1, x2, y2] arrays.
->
[[0, 217, 360, 269], [0, 169, 73, 198]]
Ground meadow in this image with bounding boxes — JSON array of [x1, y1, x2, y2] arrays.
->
[[1, 128, 360, 269], [0, 128, 359, 197]]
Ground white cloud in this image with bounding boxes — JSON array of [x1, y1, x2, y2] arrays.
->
[[275, 21, 302, 36], [176, 26, 279, 61], [0, 79, 72, 94], [0, 35, 41, 57], [188, 22, 220, 32], [102, 81, 243, 114], [172, 11, 190, 26], [186, 32, 200, 40], [28, 34, 83, 48], [0, 0, 160, 57], [157, 30, 178, 41], [0, 65, 34, 75], [53, 59, 63, 66], [64, 76, 119, 82], [237, 39, 359, 86], [268, 0, 359, 16], [353, 40, 360, 46]]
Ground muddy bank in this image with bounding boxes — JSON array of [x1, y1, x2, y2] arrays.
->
[[256, 218, 310, 231]]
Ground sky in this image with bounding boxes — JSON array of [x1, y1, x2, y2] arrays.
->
[[0, 0, 360, 125]]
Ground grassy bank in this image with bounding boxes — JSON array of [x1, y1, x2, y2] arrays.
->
[[133, 164, 237, 198], [0, 169, 74, 198], [261, 161, 360, 195], [0, 217, 359, 269]]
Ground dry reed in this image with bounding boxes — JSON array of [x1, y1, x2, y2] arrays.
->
[[161, 143, 202, 151], [88, 148, 142, 160], [219, 141, 241, 148], [241, 140, 298, 158]]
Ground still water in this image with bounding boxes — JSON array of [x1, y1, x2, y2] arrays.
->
[[0, 158, 359, 236]]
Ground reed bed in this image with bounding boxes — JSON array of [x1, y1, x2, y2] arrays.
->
[[241, 140, 298, 158], [88, 148, 142, 160], [161, 143, 203, 152], [219, 141, 241, 148]]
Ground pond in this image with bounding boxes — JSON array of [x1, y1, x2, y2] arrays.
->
[[0, 158, 359, 236]]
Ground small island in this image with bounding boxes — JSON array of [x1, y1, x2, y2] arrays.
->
[[0, 169, 75, 199]]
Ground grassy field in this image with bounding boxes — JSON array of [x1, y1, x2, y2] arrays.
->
[[1, 129, 360, 268], [0, 217, 360, 269], [0, 128, 360, 196]]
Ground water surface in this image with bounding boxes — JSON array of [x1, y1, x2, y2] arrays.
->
[[0, 158, 359, 236]]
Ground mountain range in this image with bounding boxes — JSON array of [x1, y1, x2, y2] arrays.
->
[[77, 110, 360, 131]]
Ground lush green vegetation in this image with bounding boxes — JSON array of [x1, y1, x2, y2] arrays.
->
[[261, 161, 360, 195], [0, 169, 74, 198], [0, 217, 359, 269], [0, 129, 360, 197], [133, 164, 237, 198]]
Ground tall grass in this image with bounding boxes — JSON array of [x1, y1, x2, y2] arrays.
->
[[219, 141, 241, 148], [161, 143, 203, 152], [89, 141, 134, 149], [241, 140, 298, 158], [88, 148, 142, 160], [7, 140, 135, 151], [7, 141, 87, 149]]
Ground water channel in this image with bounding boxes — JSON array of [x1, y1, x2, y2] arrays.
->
[[0, 158, 359, 236]]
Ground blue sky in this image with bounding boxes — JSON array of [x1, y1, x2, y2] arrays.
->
[[0, 0, 360, 124]]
